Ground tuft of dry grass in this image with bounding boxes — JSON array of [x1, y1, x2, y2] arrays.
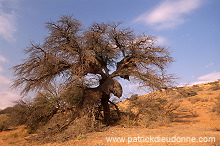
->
[[1, 126, 29, 143], [188, 96, 201, 104], [212, 96, 220, 114], [209, 114, 220, 131]]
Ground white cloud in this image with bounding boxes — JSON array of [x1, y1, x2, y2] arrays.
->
[[188, 72, 220, 86], [0, 74, 11, 84], [0, 0, 19, 109], [0, 91, 18, 109], [0, 55, 7, 62], [0, 12, 16, 40], [0, 66, 3, 72], [0, 55, 20, 109], [0, 0, 17, 41], [0, 55, 8, 72], [135, 0, 203, 30], [156, 36, 168, 45], [0, 74, 20, 109], [198, 72, 220, 81], [205, 62, 214, 68]]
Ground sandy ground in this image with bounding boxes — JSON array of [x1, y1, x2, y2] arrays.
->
[[0, 99, 219, 146], [62, 101, 220, 146]]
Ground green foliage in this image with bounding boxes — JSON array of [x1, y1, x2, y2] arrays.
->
[[62, 86, 84, 107]]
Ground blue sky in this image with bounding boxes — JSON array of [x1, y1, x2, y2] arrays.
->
[[0, 0, 220, 109]]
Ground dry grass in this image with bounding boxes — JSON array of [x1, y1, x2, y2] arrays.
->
[[118, 93, 180, 128], [1, 80, 220, 145], [0, 126, 29, 146], [188, 96, 201, 104], [0, 114, 9, 131], [210, 120, 220, 131], [212, 96, 220, 114]]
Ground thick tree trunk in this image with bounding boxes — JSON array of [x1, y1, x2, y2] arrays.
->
[[109, 100, 121, 120], [97, 77, 123, 125], [101, 92, 111, 125]]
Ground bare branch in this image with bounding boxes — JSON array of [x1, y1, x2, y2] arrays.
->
[[13, 16, 175, 96]]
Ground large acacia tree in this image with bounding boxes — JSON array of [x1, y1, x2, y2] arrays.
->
[[13, 16, 174, 125]]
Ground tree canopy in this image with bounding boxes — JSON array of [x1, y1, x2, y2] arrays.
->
[[13, 15, 175, 124]]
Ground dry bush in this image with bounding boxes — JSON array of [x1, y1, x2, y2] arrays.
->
[[119, 112, 137, 127], [191, 85, 203, 92], [163, 87, 198, 99], [0, 105, 30, 131], [3, 85, 107, 143], [119, 95, 179, 128], [188, 96, 201, 104], [5, 85, 84, 134], [5, 99, 35, 127], [5, 98, 59, 134], [209, 113, 220, 131], [26, 108, 104, 143], [177, 88, 198, 98], [208, 81, 220, 91], [177, 105, 199, 118], [212, 96, 220, 115], [0, 114, 10, 131], [128, 94, 139, 101]]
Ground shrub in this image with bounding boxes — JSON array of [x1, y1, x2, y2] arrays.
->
[[188, 97, 201, 104], [209, 84, 220, 91], [192, 85, 203, 91], [209, 112, 220, 131], [26, 108, 103, 143], [2, 98, 59, 134], [177, 88, 197, 98], [5, 99, 35, 127], [212, 96, 220, 115], [0, 114, 10, 131], [119, 112, 138, 127], [119, 94, 179, 128], [129, 94, 138, 101]]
